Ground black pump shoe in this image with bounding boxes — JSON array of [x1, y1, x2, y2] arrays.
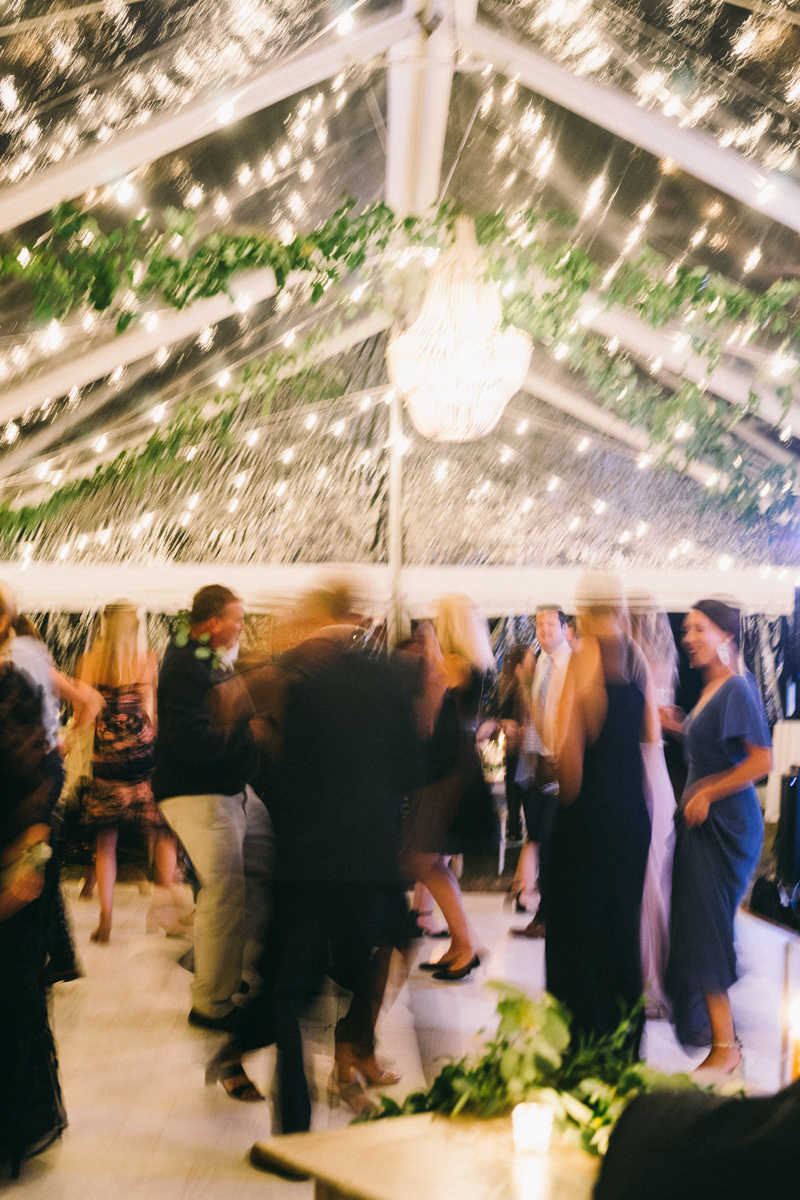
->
[[431, 954, 480, 982]]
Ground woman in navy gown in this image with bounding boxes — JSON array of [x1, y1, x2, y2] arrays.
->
[[547, 573, 656, 1056], [664, 599, 771, 1073]]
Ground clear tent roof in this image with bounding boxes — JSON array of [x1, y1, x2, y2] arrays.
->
[[3, 0, 800, 598]]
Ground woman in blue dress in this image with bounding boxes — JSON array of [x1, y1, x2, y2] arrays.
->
[[664, 599, 772, 1073]]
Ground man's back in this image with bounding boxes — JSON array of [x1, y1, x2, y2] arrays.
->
[[273, 641, 420, 883]]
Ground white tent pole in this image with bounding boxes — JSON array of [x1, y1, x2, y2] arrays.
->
[[387, 386, 405, 647], [1, 312, 391, 490], [521, 363, 714, 488], [583, 303, 800, 436], [0, 10, 419, 235], [0, 267, 285, 425], [459, 23, 800, 235], [384, 0, 456, 641], [385, 1, 455, 217]]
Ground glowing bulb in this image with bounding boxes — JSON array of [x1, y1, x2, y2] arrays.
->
[[521, 498, 532, 512], [594, 499, 607, 514], [17, 247, 31, 268], [188, 493, 200, 509], [141, 513, 153, 528], [305, 414, 317, 430], [282, 448, 294, 463], [276, 482, 287, 496], [517, 420, 528, 434], [568, 516, 580, 531], [333, 421, 345, 436], [246, 431, 259, 447], [217, 101, 234, 125], [234, 472, 246, 489], [151, 403, 166, 423], [283, 331, 295, 347], [547, 476, 560, 492], [619, 530, 632, 544], [116, 179, 134, 204], [434, 461, 448, 482], [638, 454, 652, 469], [743, 247, 762, 273], [316, 467, 327, 480], [238, 164, 252, 185], [635, 521, 648, 537], [360, 396, 372, 411], [95, 434, 107, 451], [229, 498, 239, 512], [500, 447, 512, 463], [143, 312, 159, 332], [218, 370, 230, 386], [337, 11, 354, 35], [576, 437, 590, 453]]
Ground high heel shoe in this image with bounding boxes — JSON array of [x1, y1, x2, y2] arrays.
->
[[90, 915, 111, 943], [431, 954, 480, 981], [147, 887, 194, 937], [408, 909, 449, 938], [205, 1048, 264, 1102], [335, 1044, 401, 1088], [692, 1038, 743, 1083]]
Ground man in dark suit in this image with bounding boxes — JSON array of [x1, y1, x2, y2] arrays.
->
[[243, 583, 421, 1148]]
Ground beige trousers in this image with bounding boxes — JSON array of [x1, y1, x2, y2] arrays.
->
[[160, 786, 273, 1018]]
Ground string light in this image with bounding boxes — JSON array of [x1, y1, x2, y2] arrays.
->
[[246, 431, 259, 447], [282, 448, 294, 463], [547, 476, 560, 492], [577, 437, 590, 452], [336, 10, 354, 35], [95, 434, 107, 451], [218, 370, 231, 386], [517, 420, 528, 434], [743, 247, 762, 273], [521, 498, 532, 512]]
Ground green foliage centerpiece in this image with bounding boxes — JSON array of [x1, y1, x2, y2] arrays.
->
[[364, 982, 698, 1157]]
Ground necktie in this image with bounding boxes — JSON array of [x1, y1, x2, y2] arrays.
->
[[533, 654, 553, 743]]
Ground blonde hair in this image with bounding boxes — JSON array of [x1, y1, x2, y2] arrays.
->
[[0, 580, 18, 651], [88, 600, 148, 688], [433, 594, 495, 674]]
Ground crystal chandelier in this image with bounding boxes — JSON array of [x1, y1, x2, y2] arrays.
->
[[386, 216, 532, 442]]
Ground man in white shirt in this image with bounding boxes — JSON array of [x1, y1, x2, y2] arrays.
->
[[510, 605, 572, 939]]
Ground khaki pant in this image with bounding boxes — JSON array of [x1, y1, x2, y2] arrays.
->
[[160, 787, 273, 1018]]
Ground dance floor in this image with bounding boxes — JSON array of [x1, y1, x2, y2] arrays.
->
[[12, 882, 799, 1198]]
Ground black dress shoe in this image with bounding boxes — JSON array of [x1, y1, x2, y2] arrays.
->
[[188, 1007, 242, 1033], [431, 954, 480, 981], [249, 1143, 311, 1181], [420, 958, 451, 971]]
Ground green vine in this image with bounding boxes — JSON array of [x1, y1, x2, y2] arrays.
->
[[3, 198, 800, 527], [363, 982, 700, 1158]]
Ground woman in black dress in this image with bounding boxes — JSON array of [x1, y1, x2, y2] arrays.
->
[[546, 573, 655, 1054], [404, 597, 498, 982], [0, 657, 67, 1177]]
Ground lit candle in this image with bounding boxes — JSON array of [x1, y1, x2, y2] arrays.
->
[[512, 1103, 554, 1154], [789, 998, 800, 1082]]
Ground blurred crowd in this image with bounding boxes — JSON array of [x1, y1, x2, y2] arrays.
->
[[0, 573, 776, 1180]]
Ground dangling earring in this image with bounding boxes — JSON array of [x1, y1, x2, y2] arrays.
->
[[717, 640, 731, 667]]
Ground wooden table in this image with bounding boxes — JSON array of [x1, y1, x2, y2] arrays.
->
[[254, 1112, 600, 1200]]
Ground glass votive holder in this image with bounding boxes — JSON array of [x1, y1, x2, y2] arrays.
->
[[512, 1102, 554, 1154]]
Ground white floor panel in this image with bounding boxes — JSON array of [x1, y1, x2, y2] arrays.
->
[[7, 881, 793, 1196]]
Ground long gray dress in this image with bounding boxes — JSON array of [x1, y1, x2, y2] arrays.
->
[[665, 672, 771, 1046]]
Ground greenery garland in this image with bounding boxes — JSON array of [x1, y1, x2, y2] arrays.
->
[[2, 197, 800, 528], [363, 982, 700, 1158]]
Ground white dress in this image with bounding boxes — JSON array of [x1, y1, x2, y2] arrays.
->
[[640, 740, 676, 1017]]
